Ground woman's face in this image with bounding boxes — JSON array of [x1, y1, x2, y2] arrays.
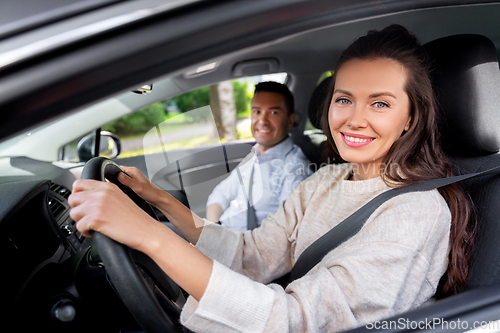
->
[[328, 58, 412, 175]]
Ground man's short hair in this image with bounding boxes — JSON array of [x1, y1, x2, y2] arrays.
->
[[254, 81, 294, 115]]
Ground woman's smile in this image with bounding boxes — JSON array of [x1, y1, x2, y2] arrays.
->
[[341, 132, 375, 147]]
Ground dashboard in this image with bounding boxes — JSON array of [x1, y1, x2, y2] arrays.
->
[[0, 157, 89, 302], [47, 181, 93, 254], [0, 156, 184, 332], [0, 157, 131, 332]]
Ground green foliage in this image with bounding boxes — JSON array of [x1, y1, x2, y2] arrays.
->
[[165, 81, 251, 116], [166, 86, 210, 113], [232, 80, 253, 116], [318, 71, 333, 85], [103, 102, 165, 135], [103, 80, 253, 137]]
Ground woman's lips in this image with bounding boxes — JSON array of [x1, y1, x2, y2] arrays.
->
[[341, 132, 375, 147]]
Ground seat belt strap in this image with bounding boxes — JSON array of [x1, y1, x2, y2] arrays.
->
[[247, 163, 258, 230], [274, 164, 500, 288]]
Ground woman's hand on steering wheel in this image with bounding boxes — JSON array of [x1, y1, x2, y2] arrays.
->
[[69, 178, 161, 253]]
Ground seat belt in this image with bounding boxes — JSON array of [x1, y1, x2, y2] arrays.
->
[[235, 158, 258, 231], [273, 165, 500, 288], [247, 162, 258, 230]]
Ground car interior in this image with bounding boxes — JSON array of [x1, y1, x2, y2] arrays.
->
[[3, 1, 500, 332]]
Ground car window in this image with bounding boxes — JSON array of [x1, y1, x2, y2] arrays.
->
[[98, 73, 288, 160]]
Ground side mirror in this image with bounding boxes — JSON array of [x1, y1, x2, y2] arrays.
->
[[77, 131, 121, 162]]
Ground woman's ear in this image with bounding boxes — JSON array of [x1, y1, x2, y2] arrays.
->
[[404, 116, 412, 131], [401, 116, 412, 136]]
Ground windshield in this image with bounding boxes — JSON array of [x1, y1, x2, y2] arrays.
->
[[0, 124, 51, 156]]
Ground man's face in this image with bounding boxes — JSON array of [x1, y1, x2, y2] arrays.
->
[[250, 91, 295, 153]]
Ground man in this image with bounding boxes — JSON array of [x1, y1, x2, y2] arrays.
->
[[205, 81, 312, 232]]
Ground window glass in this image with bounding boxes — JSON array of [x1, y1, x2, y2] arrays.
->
[[100, 73, 288, 159]]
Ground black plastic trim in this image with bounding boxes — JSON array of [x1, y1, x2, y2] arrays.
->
[[0, 0, 125, 41]]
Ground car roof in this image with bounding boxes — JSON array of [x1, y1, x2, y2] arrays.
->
[[1, 0, 500, 143], [0, 0, 126, 40]]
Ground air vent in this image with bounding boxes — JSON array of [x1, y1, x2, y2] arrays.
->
[[50, 183, 71, 199], [48, 183, 72, 219], [48, 197, 65, 217]]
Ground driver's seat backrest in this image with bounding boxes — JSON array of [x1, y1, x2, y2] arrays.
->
[[424, 34, 500, 289]]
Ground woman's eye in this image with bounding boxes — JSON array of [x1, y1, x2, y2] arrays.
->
[[336, 98, 350, 104], [374, 101, 389, 108]]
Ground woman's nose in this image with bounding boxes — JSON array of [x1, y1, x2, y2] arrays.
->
[[347, 105, 367, 128]]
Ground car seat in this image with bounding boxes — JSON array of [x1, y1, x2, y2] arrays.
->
[[291, 76, 331, 169], [424, 34, 500, 289]]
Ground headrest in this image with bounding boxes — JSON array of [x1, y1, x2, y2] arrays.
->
[[308, 76, 332, 129], [424, 34, 500, 157]]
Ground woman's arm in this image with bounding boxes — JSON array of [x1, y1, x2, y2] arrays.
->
[[68, 178, 211, 300], [117, 166, 205, 244]]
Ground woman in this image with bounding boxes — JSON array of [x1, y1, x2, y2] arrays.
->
[[69, 25, 474, 332]]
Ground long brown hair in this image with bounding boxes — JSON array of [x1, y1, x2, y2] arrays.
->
[[321, 25, 475, 297]]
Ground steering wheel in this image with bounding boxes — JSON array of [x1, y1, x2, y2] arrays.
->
[[81, 157, 185, 333]]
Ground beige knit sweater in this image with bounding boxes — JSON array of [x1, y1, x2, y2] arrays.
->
[[180, 163, 451, 332]]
